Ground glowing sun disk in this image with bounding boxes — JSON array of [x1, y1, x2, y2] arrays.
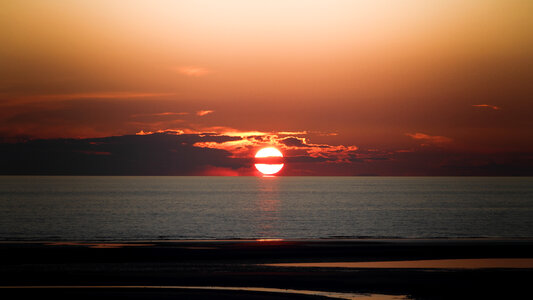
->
[[255, 147, 284, 175], [255, 147, 283, 158]]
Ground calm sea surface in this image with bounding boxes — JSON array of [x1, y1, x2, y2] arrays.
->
[[0, 176, 532, 240]]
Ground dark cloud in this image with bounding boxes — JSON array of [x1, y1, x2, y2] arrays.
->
[[438, 154, 533, 176], [285, 156, 329, 163], [349, 155, 390, 162], [1, 132, 532, 176], [279, 137, 308, 147], [0, 133, 249, 175]]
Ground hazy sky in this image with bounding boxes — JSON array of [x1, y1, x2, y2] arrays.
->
[[1, 0, 532, 175]]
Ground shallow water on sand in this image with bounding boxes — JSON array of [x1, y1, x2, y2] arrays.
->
[[0, 176, 532, 240], [265, 258, 533, 269]]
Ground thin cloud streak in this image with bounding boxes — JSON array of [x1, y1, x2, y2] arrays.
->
[[176, 66, 211, 77], [2, 92, 175, 106], [278, 131, 308, 135], [472, 104, 501, 110], [406, 132, 452, 145], [131, 112, 189, 118], [196, 110, 214, 116]]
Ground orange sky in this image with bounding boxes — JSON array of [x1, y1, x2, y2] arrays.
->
[[1, 1, 532, 175]]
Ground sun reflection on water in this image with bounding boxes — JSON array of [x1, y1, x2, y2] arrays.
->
[[254, 177, 281, 239]]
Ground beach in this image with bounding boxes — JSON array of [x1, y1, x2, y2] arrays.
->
[[1, 239, 533, 299]]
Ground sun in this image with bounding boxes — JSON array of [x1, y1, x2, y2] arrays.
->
[[255, 147, 284, 175]]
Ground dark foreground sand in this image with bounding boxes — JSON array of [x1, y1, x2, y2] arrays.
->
[[1, 239, 533, 299]]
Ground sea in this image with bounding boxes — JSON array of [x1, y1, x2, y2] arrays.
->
[[0, 176, 532, 241]]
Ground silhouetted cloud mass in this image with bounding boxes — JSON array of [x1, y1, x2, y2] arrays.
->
[[1, 132, 532, 176], [280, 137, 309, 147], [0, 133, 248, 175]]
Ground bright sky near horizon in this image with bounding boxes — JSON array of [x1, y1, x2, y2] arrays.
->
[[1, 0, 532, 175]]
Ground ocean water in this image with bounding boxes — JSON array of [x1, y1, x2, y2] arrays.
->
[[0, 176, 532, 241]]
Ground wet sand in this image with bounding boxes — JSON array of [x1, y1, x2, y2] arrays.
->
[[1, 239, 533, 299], [266, 258, 533, 269]]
